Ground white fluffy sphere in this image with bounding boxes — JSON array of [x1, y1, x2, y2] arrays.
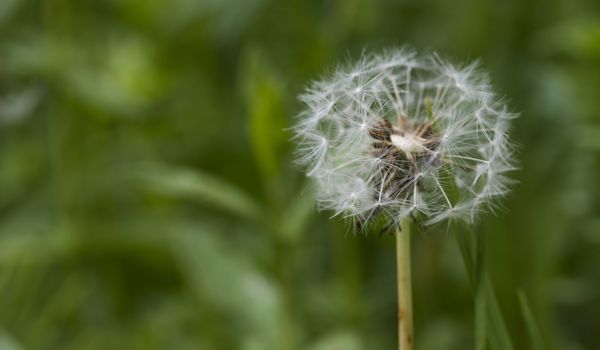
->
[[293, 48, 517, 229]]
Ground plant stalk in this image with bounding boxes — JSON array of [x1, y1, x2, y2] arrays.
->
[[396, 219, 413, 350]]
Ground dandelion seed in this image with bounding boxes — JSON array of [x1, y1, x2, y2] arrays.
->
[[293, 47, 517, 230]]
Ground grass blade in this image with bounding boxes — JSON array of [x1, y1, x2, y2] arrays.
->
[[135, 163, 262, 221], [241, 48, 286, 180], [475, 279, 487, 350], [455, 226, 514, 350], [278, 185, 316, 243], [518, 290, 547, 350]]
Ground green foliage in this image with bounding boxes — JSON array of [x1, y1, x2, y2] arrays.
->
[[456, 227, 514, 350], [135, 163, 262, 221], [0, 0, 599, 349], [241, 49, 287, 181], [518, 290, 547, 350]]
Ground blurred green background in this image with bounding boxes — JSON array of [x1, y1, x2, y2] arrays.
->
[[0, 0, 599, 349]]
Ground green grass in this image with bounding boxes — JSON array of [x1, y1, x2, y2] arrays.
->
[[0, 0, 599, 349]]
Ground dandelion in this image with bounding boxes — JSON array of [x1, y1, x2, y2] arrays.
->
[[292, 47, 517, 350]]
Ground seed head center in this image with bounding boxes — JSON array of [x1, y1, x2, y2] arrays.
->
[[390, 133, 425, 154]]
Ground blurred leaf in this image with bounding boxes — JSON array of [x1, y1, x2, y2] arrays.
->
[[580, 126, 600, 151], [123, 0, 266, 42], [65, 37, 163, 117], [0, 87, 43, 126], [278, 185, 316, 243], [201, 0, 267, 42], [475, 225, 487, 350], [3, 36, 162, 117], [0, 0, 18, 26], [135, 163, 262, 221], [171, 225, 284, 349], [0, 231, 72, 265], [0, 329, 23, 350], [582, 218, 600, 243], [552, 277, 595, 306], [517, 290, 547, 350], [307, 330, 362, 350], [456, 227, 514, 350], [536, 18, 600, 59], [418, 318, 468, 350], [0, 137, 45, 210], [2, 37, 69, 77], [241, 49, 287, 180], [475, 265, 487, 349]]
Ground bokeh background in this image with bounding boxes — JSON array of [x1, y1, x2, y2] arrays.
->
[[0, 0, 599, 349]]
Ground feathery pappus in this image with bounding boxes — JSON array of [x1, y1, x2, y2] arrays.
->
[[293, 48, 517, 231]]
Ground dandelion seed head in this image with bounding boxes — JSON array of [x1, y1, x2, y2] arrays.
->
[[293, 48, 517, 229]]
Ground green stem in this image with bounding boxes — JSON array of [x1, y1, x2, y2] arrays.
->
[[396, 219, 413, 350]]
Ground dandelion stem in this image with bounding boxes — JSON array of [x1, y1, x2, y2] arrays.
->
[[396, 219, 413, 350]]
